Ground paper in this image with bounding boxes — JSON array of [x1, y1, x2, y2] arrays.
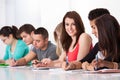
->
[[99, 69, 120, 73], [8, 66, 27, 68], [84, 69, 120, 73], [49, 68, 72, 74]]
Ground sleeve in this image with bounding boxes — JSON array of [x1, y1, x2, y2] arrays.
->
[[14, 40, 29, 60], [3, 46, 9, 60], [47, 45, 58, 60], [31, 46, 37, 54], [80, 43, 99, 63]]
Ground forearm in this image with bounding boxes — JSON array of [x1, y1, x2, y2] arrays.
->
[[104, 61, 119, 69], [72, 61, 82, 69], [16, 58, 27, 66], [50, 60, 63, 68]]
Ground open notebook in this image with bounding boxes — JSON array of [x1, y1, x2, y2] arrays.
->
[[84, 69, 120, 73]]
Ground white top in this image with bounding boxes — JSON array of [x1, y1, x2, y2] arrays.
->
[[97, 51, 105, 60]]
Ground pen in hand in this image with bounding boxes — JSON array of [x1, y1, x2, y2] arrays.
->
[[11, 56, 16, 62], [66, 56, 69, 66], [94, 54, 98, 71]]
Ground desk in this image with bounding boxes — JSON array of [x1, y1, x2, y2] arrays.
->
[[0, 67, 120, 80]]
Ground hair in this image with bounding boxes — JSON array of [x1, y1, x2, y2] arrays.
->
[[18, 24, 35, 35], [54, 22, 63, 56], [88, 8, 110, 20], [0, 25, 19, 39], [34, 27, 48, 40], [60, 11, 85, 52], [95, 14, 120, 62]]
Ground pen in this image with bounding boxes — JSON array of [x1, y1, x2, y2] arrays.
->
[[94, 54, 98, 71], [11, 56, 16, 62], [66, 56, 69, 66]]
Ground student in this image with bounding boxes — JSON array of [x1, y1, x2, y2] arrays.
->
[[0, 26, 29, 65], [18, 24, 35, 49], [11, 27, 58, 66], [82, 14, 120, 70], [18, 24, 35, 45], [54, 22, 63, 56], [63, 8, 120, 70], [33, 22, 64, 67], [60, 11, 92, 62], [33, 11, 92, 68]]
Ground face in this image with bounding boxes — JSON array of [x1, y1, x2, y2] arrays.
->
[[32, 33, 48, 50], [20, 32, 33, 45], [65, 17, 77, 37], [0, 35, 13, 45], [90, 20, 98, 38]]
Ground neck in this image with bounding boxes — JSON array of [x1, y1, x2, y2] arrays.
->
[[11, 39, 17, 52]]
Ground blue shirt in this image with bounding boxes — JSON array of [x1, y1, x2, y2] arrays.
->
[[3, 40, 29, 60]]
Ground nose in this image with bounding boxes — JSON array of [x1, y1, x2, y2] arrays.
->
[[22, 38, 25, 41], [33, 41, 36, 46], [92, 29, 95, 34]]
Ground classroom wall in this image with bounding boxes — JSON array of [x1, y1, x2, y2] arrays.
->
[[0, 0, 120, 59]]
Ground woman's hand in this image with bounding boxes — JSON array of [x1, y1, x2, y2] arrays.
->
[[62, 61, 81, 70], [91, 59, 106, 69], [5, 59, 16, 66]]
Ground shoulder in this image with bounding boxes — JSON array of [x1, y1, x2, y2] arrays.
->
[[48, 41, 56, 49], [78, 33, 92, 41], [17, 40, 27, 46]]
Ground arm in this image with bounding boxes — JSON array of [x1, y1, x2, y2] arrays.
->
[[11, 51, 36, 66], [77, 33, 92, 61], [80, 43, 99, 63], [51, 51, 66, 67], [39, 51, 66, 68]]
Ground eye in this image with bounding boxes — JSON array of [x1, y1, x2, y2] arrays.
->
[[91, 26, 95, 29], [65, 23, 69, 26], [72, 23, 75, 26]]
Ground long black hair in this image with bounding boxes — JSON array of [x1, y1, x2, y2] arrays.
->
[[95, 14, 120, 61], [0, 25, 20, 39]]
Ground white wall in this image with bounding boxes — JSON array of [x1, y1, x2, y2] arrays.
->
[[0, 0, 120, 58], [0, 0, 6, 59]]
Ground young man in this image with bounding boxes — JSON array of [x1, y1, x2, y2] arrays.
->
[[11, 27, 58, 66], [18, 24, 35, 49]]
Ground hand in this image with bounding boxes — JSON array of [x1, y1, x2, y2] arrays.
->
[[41, 58, 52, 65], [91, 59, 105, 68], [62, 61, 81, 70], [5, 59, 16, 66], [32, 59, 40, 65], [82, 61, 90, 70], [82, 61, 95, 71], [32, 59, 47, 68]]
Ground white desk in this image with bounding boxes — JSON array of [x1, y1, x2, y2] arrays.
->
[[0, 67, 120, 80]]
